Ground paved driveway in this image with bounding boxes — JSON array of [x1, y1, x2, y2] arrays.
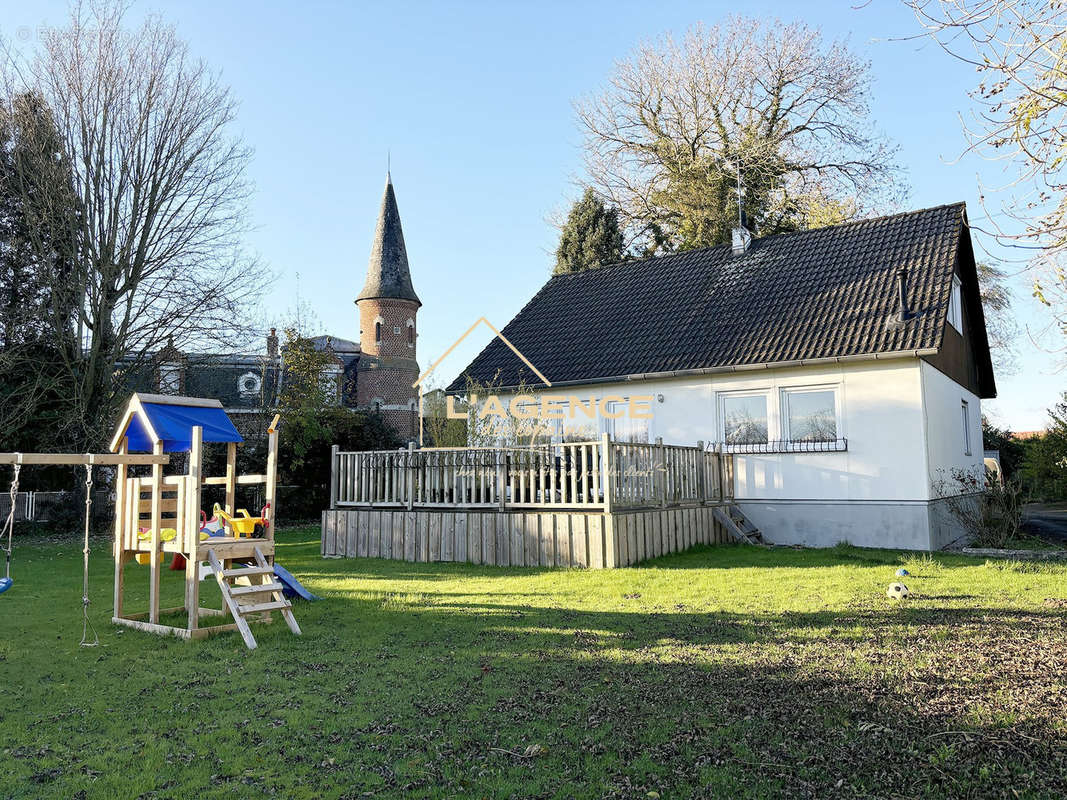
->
[[1023, 503, 1067, 545]]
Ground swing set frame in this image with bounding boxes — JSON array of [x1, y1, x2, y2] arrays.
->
[[0, 392, 282, 646], [108, 393, 281, 641]]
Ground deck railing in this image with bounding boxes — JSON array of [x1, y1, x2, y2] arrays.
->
[[330, 435, 734, 512]]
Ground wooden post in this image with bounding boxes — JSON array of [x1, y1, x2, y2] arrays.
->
[[329, 444, 339, 510], [224, 441, 237, 515], [496, 450, 506, 511], [185, 426, 203, 633], [266, 425, 279, 539], [113, 437, 129, 619], [406, 441, 415, 511], [716, 443, 725, 502], [600, 433, 614, 514], [148, 440, 164, 625], [696, 441, 705, 504], [655, 437, 666, 508]]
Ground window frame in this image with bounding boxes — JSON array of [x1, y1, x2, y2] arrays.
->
[[158, 362, 180, 394], [780, 385, 842, 449], [948, 275, 963, 332], [375, 321, 382, 343], [962, 399, 972, 456], [718, 390, 771, 451], [604, 397, 651, 444]]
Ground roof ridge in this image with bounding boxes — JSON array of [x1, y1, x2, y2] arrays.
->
[[552, 201, 968, 278]]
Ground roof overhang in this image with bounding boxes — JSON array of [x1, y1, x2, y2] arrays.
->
[[450, 348, 940, 394]]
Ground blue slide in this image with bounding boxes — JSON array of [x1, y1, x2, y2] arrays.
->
[[272, 563, 319, 602]]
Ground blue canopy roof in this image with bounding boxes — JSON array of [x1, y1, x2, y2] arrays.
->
[[125, 402, 243, 453]]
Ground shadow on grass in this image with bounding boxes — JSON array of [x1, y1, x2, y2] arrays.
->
[[4, 533, 1067, 798]]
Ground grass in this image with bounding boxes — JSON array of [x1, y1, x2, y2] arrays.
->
[[2, 528, 1067, 799]]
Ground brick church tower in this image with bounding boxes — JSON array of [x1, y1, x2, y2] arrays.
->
[[355, 174, 421, 441]]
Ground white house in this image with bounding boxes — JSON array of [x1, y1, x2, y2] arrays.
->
[[449, 203, 996, 551]]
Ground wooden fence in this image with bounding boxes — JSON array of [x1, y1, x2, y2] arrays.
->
[[329, 434, 733, 512]]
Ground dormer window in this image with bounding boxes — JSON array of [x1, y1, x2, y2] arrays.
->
[[238, 371, 261, 399], [159, 362, 180, 394], [948, 275, 963, 332]]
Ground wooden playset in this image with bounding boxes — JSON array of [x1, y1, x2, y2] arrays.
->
[[109, 393, 301, 649], [0, 392, 304, 651]]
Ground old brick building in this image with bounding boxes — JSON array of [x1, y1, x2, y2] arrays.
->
[[354, 174, 421, 439], [129, 176, 421, 443]]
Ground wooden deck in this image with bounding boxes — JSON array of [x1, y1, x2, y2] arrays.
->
[[322, 437, 735, 568], [322, 506, 730, 568]]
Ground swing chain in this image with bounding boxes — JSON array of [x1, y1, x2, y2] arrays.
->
[[79, 458, 99, 647]]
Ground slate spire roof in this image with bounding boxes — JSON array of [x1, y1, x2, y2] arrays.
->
[[358, 174, 421, 306], [450, 202, 996, 397]]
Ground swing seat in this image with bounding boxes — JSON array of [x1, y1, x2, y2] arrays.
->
[[0, 577, 11, 594]]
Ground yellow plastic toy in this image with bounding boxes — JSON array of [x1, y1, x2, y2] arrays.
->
[[134, 527, 177, 564], [212, 503, 269, 539]]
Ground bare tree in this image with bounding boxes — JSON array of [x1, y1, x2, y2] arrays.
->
[[0, 1, 268, 447], [977, 260, 1019, 373], [905, 1, 1067, 341], [575, 17, 902, 254]]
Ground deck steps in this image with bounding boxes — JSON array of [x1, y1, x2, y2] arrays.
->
[[206, 547, 302, 650], [713, 505, 766, 546]]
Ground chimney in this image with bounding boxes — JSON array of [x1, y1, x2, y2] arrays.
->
[[731, 225, 752, 256], [266, 327, 279, 358], [885, 267, 916, 330], [896, 268, 911, 319]]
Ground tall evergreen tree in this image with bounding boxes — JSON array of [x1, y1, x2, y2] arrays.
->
[[554, 189, 625, 275], [0, 91, 80, 454]]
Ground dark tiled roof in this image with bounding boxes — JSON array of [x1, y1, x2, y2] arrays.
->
[[358, 177, 421, 305], [450, 203, 991, 392]]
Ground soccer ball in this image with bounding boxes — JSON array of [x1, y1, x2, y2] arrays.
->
[[887, 582, 910, 600]]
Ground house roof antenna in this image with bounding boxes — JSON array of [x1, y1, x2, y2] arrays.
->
[[725, 157, 745, 229]]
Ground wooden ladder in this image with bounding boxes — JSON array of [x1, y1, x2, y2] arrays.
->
[[206, 546, 302, 650], [713, 504, 766, 546]]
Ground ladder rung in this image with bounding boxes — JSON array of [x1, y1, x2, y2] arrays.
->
[[221, 565, 274, 578], [230, 582, 284, 596], [237, 599, 291, 615]]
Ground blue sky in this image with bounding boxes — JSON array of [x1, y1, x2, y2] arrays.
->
[[4, 0, 1058, 429]]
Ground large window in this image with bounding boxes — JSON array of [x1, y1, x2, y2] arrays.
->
[[783, 388, 838, 443], [159, 362, 180, 394], [605, 399, 650, 443], [319, 370, 341, 405], [721, 393, 768, 446], [948, 275, 963, 332]]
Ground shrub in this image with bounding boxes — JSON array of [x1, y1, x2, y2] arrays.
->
[[934, 467, 1022, 548]]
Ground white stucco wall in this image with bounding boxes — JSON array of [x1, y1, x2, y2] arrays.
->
[[487, 357, 979, 550], [920, 360, 984, 549], [920, 360, 984, 494]]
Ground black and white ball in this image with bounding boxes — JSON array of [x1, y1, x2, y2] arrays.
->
[[886, 582, 910, 600]]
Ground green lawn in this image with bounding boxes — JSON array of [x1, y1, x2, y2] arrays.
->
[[2, 528, 1066, 799]]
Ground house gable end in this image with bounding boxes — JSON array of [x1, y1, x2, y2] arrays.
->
[[920, 224, 997, 399]]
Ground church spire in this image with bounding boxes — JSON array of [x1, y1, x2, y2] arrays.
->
[[358, 175, 421, 306]]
